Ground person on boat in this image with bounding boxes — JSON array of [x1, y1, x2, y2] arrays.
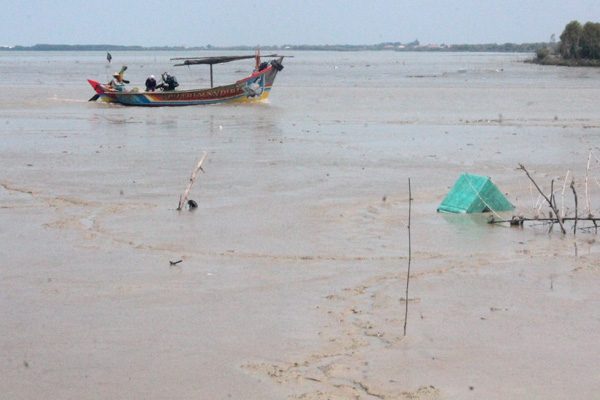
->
[[145, 75, 157, 92], [109, 72, 126, 91], [157, 72, 179, 91]]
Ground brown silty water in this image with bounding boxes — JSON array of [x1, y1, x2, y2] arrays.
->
[[1, 51, 599, 399]]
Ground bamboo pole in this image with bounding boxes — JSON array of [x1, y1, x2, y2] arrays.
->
[[177, 152, 207, 211]]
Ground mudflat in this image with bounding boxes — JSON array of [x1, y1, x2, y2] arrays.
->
[[1, 51, 599, 399]]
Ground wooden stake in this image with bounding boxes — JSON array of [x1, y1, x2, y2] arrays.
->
[[177, 152, 207, 211], [404, 178, 412, 337]]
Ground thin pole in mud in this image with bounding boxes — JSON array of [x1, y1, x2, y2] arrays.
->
[[404, 178, 412, 336]]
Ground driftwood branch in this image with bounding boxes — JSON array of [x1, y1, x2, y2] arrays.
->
[[177, 152, 207, 211]]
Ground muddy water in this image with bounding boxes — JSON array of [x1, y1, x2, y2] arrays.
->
[[1, 51, 600, 399]]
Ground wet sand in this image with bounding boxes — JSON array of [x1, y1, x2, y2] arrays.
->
[[1, 52, 600, 399]]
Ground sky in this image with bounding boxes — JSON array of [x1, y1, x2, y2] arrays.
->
[[3, 1, 600, 47]]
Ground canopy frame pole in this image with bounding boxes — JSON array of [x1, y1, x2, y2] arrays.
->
[[210, 64, 213, 88]]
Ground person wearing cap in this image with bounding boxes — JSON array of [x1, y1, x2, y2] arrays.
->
[[145, 75, 157, 92], [109, 72, 126, 91]]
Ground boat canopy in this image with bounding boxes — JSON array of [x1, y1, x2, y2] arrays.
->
[[171, 54, 281, 66], [171, 51, 288, 88]]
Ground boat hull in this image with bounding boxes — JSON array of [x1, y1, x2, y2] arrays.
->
[[88, 59, 282, 106]]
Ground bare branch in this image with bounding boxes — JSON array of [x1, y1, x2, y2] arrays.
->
[[518, 164, 566, 234]]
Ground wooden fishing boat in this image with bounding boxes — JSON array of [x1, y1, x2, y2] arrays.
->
[[88, 50, 285, 106]]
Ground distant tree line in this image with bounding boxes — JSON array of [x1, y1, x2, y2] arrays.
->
[[0, 42, 551, 54], [0, 44, 190, 51], [414, 43, 547, 52], [534, 20, 600, 66]]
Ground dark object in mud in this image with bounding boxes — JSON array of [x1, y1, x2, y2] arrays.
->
[[188, 200, 198, 209], [169, 260, 182, 266]]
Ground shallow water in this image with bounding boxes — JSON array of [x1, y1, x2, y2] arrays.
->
[[1, 51, 600, 399]]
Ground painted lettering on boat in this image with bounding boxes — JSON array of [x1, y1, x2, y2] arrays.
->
[[164, 87, 243, 101]]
